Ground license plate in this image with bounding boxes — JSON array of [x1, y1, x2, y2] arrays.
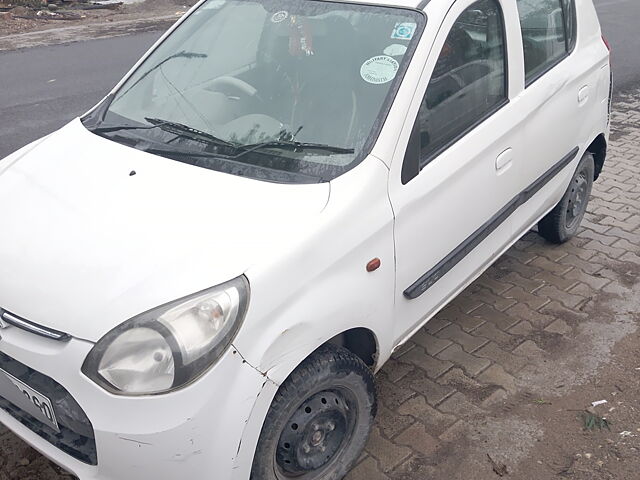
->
[[0, 368, 59, 432]]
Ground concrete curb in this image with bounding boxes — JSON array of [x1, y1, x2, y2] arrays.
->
[[0, 14, 180, 52]]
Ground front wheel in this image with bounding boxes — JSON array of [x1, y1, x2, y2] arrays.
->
[[250, 345, 377, 480], [538, 152, 595, 244]]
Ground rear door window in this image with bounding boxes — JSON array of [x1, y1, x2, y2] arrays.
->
[[516, 0, 574, 84]]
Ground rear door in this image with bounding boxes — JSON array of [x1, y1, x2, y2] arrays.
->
[[389, 0, 525, 343], [509, 0, 605, 233]]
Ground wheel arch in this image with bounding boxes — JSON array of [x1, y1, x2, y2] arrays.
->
[[586, 133, 607, 181], [257, 325, 382, 385], [324, 327, 379, 369]]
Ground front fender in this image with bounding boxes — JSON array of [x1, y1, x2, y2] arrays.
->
[[233, 157, 395, 386]]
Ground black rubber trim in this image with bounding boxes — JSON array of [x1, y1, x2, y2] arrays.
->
[[403, 146, 580, 299], [417, 0, 431, 9]]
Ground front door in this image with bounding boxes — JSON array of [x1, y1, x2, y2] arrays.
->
[[389, 0, 525, 344]]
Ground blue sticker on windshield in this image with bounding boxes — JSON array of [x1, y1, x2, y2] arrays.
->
[[391, 22, 417, 41]]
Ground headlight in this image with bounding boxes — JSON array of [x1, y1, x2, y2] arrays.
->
[[82, 276, 249, 395]]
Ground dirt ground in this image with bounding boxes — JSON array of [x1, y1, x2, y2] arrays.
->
[[0, 0, 197, 37]]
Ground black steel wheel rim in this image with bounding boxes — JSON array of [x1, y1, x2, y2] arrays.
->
[[274, 388, 358, 479], [565, 170, 589, 229]]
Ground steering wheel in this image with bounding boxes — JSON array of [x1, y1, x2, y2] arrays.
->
[[206, 76, 261, 101]]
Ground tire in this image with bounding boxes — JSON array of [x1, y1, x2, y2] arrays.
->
[[538, 152, 595, 244], [250, 345, 377, 480]]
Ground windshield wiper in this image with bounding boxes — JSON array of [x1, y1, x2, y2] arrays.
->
[[143, 117, 239, 148], [88, 117, 237, 150], [89, 121, 167, 134], [143, 144, 324, 184], [234, 139, 354, 159]]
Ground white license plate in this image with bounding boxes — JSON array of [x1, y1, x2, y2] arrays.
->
[[0, 368, 59, 432]]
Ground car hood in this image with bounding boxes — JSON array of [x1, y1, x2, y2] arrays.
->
[[0, 119, 330, 342]]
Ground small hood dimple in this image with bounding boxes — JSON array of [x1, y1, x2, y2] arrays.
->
[[0, 119, 330, 342]]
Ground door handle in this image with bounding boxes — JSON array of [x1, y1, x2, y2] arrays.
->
[[578, 85, 590, 105], [495, 148, 513, 174]]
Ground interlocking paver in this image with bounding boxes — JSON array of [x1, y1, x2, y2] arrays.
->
[[471, 303, 521, 331], [436, 344, 491, 377], [434, 323, 488, 353], [528, 256, 574, 275], [410, 330, 452, 356], [423, 317, 450, 335], [503, 286, 550, 310], [564, 267, 611, 289], [474, 273, 514, 295], [347, 457, 390, 480], [404, 371, 455, 407], [505, 303, 556, 329], [512, 340, 546, 358], [462, 285, 517, 311], [474, 342, 527, 374], [380, 358, 415, 383], [476, 364, 518, 394], [365, 426, 412, 472], [437, 392, 485, 418], [436, 305, 485, 332], [534, 284, 587, 309], [395, 423, 439, 456], [378, 377, 416, 409], [507, 320, 534, 336], [544, 319, 572, 335], [532, 270, 581, 292], [472, 322, 515, 348], [500, 271, 545, 293], [396, 396, 457, 435], [399, 346, 453, 379], [375, 405, 416, 439]]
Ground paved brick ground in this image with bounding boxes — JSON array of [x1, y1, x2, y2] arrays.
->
[[1, 92, 639, 479]]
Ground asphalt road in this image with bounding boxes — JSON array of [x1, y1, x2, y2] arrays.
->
[[594, 0, 640, 91], [0, 32, 161, 158], [0, 0, 638, 159]]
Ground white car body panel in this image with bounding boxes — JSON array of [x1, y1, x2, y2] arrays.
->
[[0, 0, 611, 478], [234, 156, 396, 383], [0, 119, 329, 342], [388, 0, 526, 342]]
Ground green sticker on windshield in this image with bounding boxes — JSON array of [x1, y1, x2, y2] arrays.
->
[[391, 22, 417, 40], [360, 55, 399, 85]]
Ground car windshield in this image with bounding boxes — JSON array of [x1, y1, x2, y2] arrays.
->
[[83, 0, 425, 183]]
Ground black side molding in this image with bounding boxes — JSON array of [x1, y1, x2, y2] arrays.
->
[[404, 146, 580, 300]]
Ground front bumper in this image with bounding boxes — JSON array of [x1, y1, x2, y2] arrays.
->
[[0, 325, 271, 480]]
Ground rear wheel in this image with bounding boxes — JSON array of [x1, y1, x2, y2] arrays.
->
[[250, 345, 376, 480], [538, 152, 594, 244]]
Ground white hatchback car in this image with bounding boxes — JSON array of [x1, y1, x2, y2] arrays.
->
[[0, 0, 611, 478]]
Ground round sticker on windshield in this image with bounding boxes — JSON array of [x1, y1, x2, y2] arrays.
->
[[271, 10, 288, 23], [360, 55, 399, 85]]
